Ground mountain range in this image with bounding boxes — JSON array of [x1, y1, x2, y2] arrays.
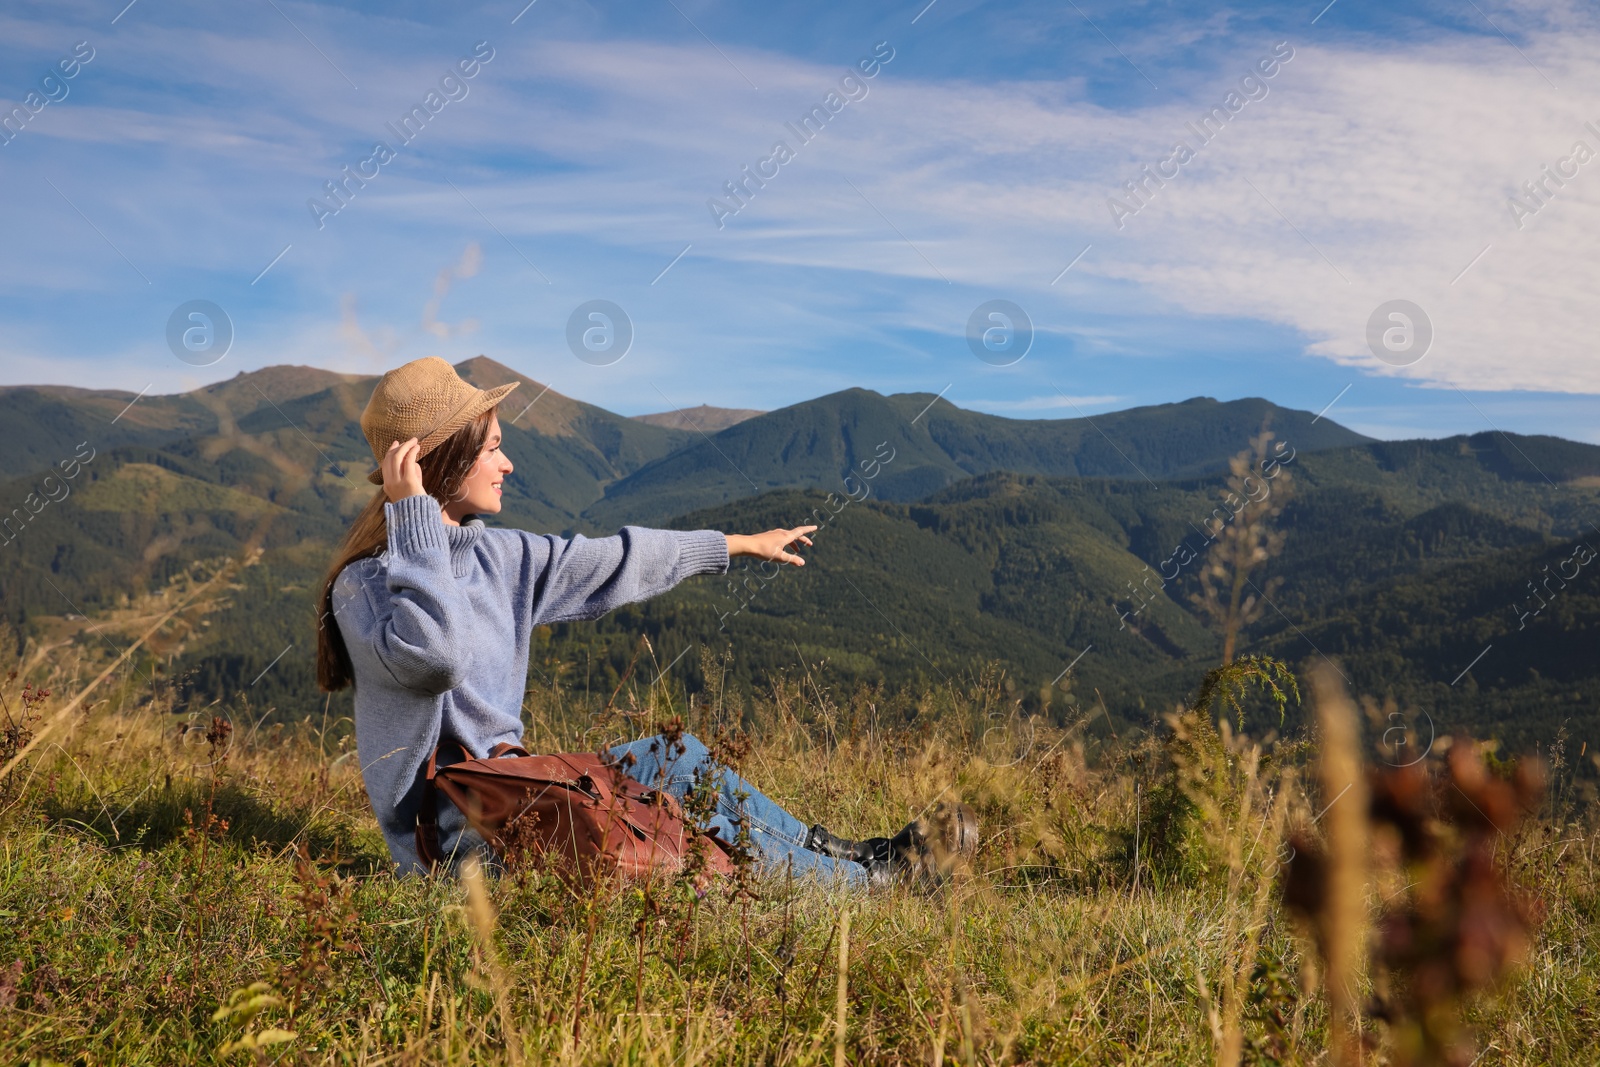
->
[[2, 357, 1596, 757]]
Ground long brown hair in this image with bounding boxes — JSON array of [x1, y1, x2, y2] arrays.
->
[[316, 408, 497, 692]]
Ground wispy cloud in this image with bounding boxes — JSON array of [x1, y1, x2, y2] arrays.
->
[[421, 242, 483, 340], [968, 394, 1126, 412]]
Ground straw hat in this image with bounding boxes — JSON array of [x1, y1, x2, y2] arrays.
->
[[359, 356, 519, 484]]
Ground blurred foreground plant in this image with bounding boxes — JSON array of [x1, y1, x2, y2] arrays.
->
[[1285, 666, 1547, 1067]]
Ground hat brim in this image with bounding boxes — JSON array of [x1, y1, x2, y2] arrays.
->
[[365, 379, 520, 485]]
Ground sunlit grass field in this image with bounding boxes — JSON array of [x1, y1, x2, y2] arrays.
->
[[2, 643, 1596, 1065]]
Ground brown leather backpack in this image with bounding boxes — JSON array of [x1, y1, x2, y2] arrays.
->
[[414, 742, 735, 882]]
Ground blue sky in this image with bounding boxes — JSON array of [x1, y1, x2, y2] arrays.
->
[[2, 0, 1598, 442]]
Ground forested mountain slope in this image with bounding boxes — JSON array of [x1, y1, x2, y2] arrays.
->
[[580, 391, 1371, 527], [2, 360, 1595, 762]]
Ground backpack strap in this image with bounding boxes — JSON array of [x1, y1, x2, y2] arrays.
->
[[550, 753, 618, 805]]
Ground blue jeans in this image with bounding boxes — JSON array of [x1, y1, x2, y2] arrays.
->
[[607, 732, 866, 886]]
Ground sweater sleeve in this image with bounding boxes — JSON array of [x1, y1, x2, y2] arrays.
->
[[362, 494, 476, 694], [520, 526, 728, 626]]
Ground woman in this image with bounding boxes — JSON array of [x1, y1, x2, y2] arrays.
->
[[316, 357, 976, 885]]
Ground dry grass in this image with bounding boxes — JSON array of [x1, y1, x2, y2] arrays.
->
[[1, 646, 1596, 1065]]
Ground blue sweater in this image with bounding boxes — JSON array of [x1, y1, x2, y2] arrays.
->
[[331, 493, 730, 873]]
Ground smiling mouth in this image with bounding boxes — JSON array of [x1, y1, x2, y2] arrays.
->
[[491, 482, 502, 493]]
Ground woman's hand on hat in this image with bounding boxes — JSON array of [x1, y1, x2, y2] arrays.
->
[[725, 526, 817, 566], [382, 438, 427, 504]]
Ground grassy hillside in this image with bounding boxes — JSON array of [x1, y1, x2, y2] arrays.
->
[[2, 652, 1594, 1064], [0, 358, 696, 534], [0, 366, 373, 481]]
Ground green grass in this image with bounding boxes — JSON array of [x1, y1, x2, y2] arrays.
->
[[2, 658, 1596, 1065]]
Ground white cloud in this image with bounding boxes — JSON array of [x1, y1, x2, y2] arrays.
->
[[967, 394, 1126, 412], [396, 23, 1600, 394], [1072, 32, 1600, 394]]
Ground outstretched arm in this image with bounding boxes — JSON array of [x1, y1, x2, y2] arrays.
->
[[520, 524, 819, 626]]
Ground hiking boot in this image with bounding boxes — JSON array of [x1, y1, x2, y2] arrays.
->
[[807, 801, 979, 887]]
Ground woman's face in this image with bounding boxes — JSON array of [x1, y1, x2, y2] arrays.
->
[[441, 414, 512, 524]]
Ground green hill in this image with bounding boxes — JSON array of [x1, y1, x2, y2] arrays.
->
[[539, 450, 1600, 755], [2, 362, 1597, 763], [580, 391, 1372, 528], [0, 358, 703, 535]]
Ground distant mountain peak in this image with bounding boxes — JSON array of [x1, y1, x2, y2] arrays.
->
[[452, 356, 581, 437], [454, 355, 531, 384], [632, 405, 764, 433]]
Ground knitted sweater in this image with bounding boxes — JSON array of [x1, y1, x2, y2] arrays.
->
[[331, 493, 730, 873]]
